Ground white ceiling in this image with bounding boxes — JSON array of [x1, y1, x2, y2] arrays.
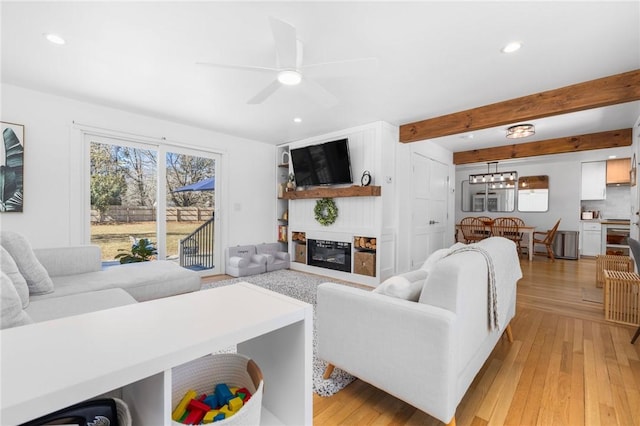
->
[[2, 1, 639, 150]]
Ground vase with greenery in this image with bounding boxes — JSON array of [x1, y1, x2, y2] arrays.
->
[[115, 238, 157, 264]]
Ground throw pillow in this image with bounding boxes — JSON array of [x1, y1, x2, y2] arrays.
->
[[373, 269, 428, 301], [1, 272, 33, 329], [0, 231, 54, 295], [420, 242, 466, 272], [0, 246, 29, 308]]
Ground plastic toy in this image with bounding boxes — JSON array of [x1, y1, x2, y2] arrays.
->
[[202, 394, 218, 410], [227, 396, 243, 412], [236, 387, 252, 403], [215, 383, 234, 406], [202, 409, 221, 424], [172, 389, 197, 421], [183, 397, 210, 425], [219, 405, 234, 418]]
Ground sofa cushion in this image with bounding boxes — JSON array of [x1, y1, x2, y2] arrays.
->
[[1, 246, 29, 308], [25, 288, 137, 323], [30, 260, 200, 302], [1, 272, 33, 329], [0, 231, 54, 295], [229, 256, 249, 268], [373, 269, 428, 301]]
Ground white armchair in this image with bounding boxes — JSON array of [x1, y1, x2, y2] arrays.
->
[[225, 245, 267, 277], [256, 243, 290, 272], [317, 237, 522, 425]]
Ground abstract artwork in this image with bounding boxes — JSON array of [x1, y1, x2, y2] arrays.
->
[[1, 122, 24, 212]]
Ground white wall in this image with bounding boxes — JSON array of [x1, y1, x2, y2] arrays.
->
[[454, 146, 633, 232], [0, 84, 275, 250]]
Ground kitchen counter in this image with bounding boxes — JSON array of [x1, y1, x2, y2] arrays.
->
[[580, 219, 630, 225]]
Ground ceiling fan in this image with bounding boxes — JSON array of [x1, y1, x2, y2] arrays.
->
[[197, 17, 377, 106]]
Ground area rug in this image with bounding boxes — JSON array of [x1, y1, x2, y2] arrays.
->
[[581, 287, 604, 304], [201, 269, 358, 397]]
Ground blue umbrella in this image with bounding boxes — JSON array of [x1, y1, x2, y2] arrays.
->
[[173, 177, 215, 192]]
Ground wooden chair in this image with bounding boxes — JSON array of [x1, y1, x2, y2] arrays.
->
[[533, 219, 561, 262], [460, 217, 490, 244], [509, 217, 527, 255], [491, 217, 523, 256]]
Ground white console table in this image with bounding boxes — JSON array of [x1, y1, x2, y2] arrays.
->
[[0, 282, 313, 425]]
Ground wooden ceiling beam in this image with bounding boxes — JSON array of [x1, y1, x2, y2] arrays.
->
[[399, 69, 640, 143], [453, 128, 631, 165]]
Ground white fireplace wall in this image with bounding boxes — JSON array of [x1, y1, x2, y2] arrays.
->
[[284, 121, 397, 286]]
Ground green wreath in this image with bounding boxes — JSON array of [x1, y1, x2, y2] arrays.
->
[[314, 198, 338, 226]]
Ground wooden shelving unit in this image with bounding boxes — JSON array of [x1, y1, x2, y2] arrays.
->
[[282, 185, 381, 200]]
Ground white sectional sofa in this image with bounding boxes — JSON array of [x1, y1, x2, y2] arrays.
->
[[1, 231, 201, 328], [317, 237, 523, 426]]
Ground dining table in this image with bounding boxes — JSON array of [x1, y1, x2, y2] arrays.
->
[[456, 220, 536, 261]]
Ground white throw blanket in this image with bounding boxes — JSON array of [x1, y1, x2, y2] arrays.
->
[[445, 237, 523, 330]]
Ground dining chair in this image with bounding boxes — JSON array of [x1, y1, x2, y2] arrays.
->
[[491, 217, 523, 256], [510, 217, 527, 255], [460, 217, 489, 244], [533, 219, 561, 262]]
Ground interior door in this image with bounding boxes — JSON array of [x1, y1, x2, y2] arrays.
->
[[409, 153, 449, 268]]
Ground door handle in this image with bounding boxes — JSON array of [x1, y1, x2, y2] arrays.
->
[[429, 220, 440, 225]]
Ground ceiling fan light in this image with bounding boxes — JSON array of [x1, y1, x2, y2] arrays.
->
[[277, 70, 302, 86], [506, 124, 535, 139]]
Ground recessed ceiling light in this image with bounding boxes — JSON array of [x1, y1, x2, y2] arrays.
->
[[293, 117, 302, 123], [44, 33, 66, 45], [277, 70, 302, 86], [608, 155, 617, 159], [501, 41, 522, 53]]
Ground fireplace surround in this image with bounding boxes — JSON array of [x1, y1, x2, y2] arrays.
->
[[308, 239, 351, 273]]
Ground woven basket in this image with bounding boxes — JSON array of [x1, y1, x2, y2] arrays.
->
[[171, 353, 263, 425]]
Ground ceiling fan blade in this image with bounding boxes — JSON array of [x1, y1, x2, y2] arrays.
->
[[247, 79, 281, 104], [300, 77, 339, 108], [196, 61, 278, 73], [269, 16, 297, 69], [302, 57, 379, 79]]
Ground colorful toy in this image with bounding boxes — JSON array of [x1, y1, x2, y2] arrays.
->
[[202, 394, 218, 409], [202, 409, 221, 424], [172, 389, 197, 421], [215, 383, 234, 406], [174, 383, 254, 424], [227, 396, 243, 412], [183, 398, 211, 425], [219, 405, 234, 418], [236, 388, 252, 403]]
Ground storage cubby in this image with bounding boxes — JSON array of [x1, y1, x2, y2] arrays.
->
[[354, 236, 377, 277], [292, 232, 307, 264]]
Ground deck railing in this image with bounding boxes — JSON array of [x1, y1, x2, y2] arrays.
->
[[179, 217, 214, 270]]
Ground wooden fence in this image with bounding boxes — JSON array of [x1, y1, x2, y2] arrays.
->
[[91, 206, 214, 223]]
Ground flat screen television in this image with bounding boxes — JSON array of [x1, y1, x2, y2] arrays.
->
[[290, 138, 353, 186]]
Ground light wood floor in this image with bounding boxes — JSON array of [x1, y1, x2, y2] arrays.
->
[[313, 257, 640, 425]]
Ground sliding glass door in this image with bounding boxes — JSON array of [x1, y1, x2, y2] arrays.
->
[[87, 134, 220, 274]]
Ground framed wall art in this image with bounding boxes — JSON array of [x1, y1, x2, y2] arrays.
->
[[1, 121, 24, 212]]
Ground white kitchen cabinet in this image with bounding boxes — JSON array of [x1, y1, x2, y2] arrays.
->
[[1, 283, 313, 426], [581, 161, 606, 200], [581, 221, 602, 256]]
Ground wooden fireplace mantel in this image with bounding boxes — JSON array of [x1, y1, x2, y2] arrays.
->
[[281, 185, 381, 200]]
